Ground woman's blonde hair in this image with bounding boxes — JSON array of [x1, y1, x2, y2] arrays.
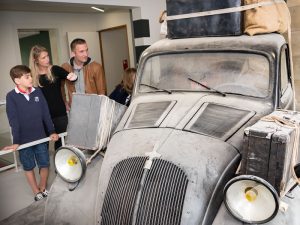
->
[[29, 45, 54, 87], [122, 68, 136, 93]]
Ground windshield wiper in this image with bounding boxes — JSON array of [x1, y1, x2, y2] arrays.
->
[[140, 83, 172, 94], [188, 77, 226, 97]]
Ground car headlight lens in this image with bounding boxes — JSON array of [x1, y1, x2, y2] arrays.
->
[[224, 175, 279, 224], [54, 146, 87, 183]]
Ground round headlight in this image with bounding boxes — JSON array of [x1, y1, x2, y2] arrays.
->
[[54, 146, 87, 183], [224, 175, 279, 224]]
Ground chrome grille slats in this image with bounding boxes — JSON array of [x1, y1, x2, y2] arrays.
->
[[137, 159, 167, 224], [160, 160, 177, 225], [158, 160, 176, 224], [116, 157, 141, 224], [101, 157, 147, 225], [101, 157, 188, 225], [165, 165, 183, 225], [136, 159, 188, 225]]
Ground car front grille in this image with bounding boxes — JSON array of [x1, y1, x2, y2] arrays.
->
[[100, 157, 188, 225]]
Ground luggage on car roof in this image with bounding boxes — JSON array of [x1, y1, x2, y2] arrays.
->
[[166, 0, 242, 38]]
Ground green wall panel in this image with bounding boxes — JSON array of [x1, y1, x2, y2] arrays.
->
[[19, 31, 52, 66]]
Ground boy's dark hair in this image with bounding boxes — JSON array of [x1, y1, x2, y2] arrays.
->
[[70, 38, 86, 51], [10, 65, 31, 83]]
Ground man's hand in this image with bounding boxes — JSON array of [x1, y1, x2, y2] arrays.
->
[[50, 133, 59, 141], [67, 72, 77, 81], [2, 144, 19, 151]]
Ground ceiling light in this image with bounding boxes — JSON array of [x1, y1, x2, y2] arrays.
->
[[91, 6, 104, 12]]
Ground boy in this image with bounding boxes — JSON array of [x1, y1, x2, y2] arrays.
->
[[2, 65, 58, 201]]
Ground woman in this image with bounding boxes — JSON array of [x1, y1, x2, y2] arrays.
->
[[29, 45, 77, 149], [109, 68, 136, 106]]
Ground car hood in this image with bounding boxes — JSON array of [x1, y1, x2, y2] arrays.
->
[[95, 92, 274, 224], [96, 128, 240, 225], [116, 92, 273, 147]]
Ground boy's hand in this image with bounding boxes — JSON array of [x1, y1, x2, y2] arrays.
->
[[2, 144, 19, 151], [50, 133, 59, 141], [67, 72, 77, 81]]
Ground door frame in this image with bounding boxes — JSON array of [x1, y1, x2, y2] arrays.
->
[[98, 25, 130, 74]]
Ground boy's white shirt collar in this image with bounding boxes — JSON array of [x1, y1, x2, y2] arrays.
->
[[14, 86, 35, 94], [15, 87, 36, 101]]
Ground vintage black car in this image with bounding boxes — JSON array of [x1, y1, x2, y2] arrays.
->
[[45, 33, 300, 225]]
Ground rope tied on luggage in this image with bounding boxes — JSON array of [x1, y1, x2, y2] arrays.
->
[[167, 0, 286, 21], [261, 112, 300, 195]]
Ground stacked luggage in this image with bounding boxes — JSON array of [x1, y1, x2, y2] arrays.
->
[[166, 0, 289, 39], [240, 110, 300, 196], [167, 0, 242, 38]]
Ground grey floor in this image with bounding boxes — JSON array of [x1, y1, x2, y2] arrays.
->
[[0, 136, 57, 223]]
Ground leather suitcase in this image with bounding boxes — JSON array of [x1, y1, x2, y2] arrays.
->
[[240, 110, 300, 195], [166, 0, 242, 38]]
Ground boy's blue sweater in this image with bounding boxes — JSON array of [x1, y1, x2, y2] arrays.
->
[[6, 88, 55, 145]]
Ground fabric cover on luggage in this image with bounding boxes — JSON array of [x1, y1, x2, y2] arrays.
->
[[244, 0, 290, 36]]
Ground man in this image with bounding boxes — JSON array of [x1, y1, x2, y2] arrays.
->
[[61, 38, 106, 108]]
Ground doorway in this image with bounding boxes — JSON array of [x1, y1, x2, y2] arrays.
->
[[18, 29, 59, 66], [99, 25, 130, 95]]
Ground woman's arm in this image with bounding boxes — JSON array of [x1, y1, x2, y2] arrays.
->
[[51, 65, 77, 81]]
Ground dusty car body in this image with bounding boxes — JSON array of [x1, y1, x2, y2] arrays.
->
[[45, 33, 300, 225]]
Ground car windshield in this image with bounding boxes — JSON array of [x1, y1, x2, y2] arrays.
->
[[138, 52, 270, 98]]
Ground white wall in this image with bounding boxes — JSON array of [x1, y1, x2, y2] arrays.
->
[[132, 0, 166, 47], [0, 6, 164, 100], [96, 10, 135, 67], [0, 9, 139, 95], [0, 11, 132, 134], [0, 11, 97, 133], [0, 6, 164, 134], [139, 0, 166, 45], [0, 11, 100, 99], [0, 1, 165, 100]]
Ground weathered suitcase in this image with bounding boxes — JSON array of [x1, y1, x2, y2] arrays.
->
[[166, 0, 242, 39], [67, 93, 127, 150], [240, 110, 300, 195]]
